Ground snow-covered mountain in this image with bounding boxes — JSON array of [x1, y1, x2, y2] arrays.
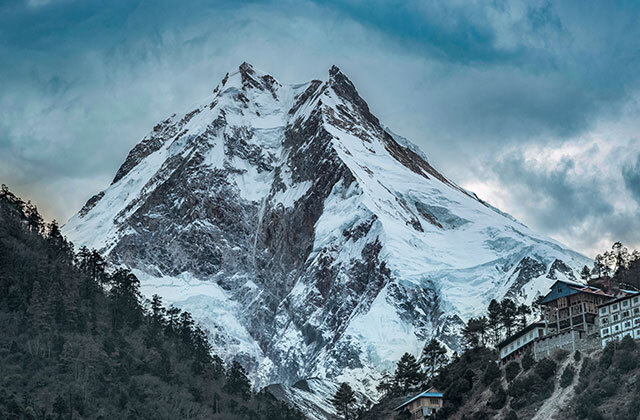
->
[[63, 62, 589, 397]]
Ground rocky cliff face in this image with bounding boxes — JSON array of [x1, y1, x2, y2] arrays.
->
[[62, 62, 590, 395]]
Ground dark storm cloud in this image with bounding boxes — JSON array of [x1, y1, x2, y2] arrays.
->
[[485, 142, 640, 255], [494, 153, 613, 232], [1, 0, 640, 255]]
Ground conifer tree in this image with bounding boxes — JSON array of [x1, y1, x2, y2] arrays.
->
[[487, 299, 502, 345], [27, 281, 51, 332], [516, 304, 531, 329], [591, 256, 605, 278], [580, 265, 591, 282], [109, 268, 141, 328], [150, 295, 165, 326], [500, 299, 518, 336], [191, 325, 213, 374], [394, 353, 422, 392], [462, 318, 480, 349], [421, 338, 449, 379], [476, 316, 489, 346], [612, 242, 630, 274], [224, 361, 251, 399], [330, 382, 356, 420], [166, 306, 182, 334], [25, 201, 44, 234]]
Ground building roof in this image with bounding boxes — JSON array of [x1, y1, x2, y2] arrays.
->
[[541, 280, 612, 304], [597, 290, 640, 308], [497, 322, 545, 349], [395, 387, 443, 410]]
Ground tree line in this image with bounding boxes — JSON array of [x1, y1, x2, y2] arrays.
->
[[0, 185, 302, 419], [461, 298, 533, 350], [328, 336, 450, 419]]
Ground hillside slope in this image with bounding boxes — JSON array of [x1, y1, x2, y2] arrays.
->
[[0, 186, 301, 419]]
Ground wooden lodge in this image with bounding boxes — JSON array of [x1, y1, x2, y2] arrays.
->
[[540, 280, 614, 334]]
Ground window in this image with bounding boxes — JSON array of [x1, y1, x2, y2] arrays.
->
[[635, 308, 640, 315], [614, 314, 619, 321], [634, 297, 639, 304], [623, 311, 630, 318], [623, 300, 629, 307], [625, 321, 631, 328], [602, 328, 609, 335], [613, 304, 619, 310], [602, 317, 609, 324], [601, 307, 608, 314], [615, 325, 620, 332]]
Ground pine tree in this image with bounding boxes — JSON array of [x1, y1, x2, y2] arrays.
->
[[191, 325, 213, 374], [330, 382, 356, 420], [394, 353, 422, 392], [487, 299, 502, 345], [166, 306, 182, 334], [25, 201, 44, 234], [612, 242, 630, 275], [476, 316, 489, 346], [224, 361, 251, 399], [462, 318, 480, 349], [516, 304, 531, 329], [179, 311, 195, 346], [421, 338, 448, 379], [591, 255, 605, 278], [500, 299, 518, 337], [580, 265, 591, 282], [109, 268, 141, 329], [26, 281, 51, 332]]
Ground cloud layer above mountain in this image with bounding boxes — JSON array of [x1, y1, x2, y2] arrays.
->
[[1, 0, 639, 256]]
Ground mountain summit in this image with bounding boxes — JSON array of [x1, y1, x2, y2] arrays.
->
[[63, 63, 589, 394]]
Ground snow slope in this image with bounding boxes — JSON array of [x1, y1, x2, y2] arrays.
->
[[63, 63, 590, 406]]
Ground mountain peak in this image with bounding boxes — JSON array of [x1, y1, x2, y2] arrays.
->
[[63, 64, 589, 402], [239, 61, 255, 75]]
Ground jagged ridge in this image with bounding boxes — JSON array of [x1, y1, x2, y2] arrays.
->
[[62, 63, 591, 401]]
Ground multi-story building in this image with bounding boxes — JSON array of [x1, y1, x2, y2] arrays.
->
[[540, 280, 614, 334], [497, 322, 546, 364], [598, 291, 640, 347]]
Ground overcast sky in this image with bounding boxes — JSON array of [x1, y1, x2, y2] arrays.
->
[[1, 0, 639, 258]]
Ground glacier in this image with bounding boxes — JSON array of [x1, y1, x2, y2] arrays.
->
[[62, 62, 590, 404]]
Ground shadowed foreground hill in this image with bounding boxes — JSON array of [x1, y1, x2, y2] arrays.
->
[[0, 185, 303, 419]]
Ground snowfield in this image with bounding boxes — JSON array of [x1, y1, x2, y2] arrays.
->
[[63, 63, 591, 413]]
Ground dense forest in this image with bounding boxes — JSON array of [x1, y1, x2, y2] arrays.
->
[[0, 185, 303, 419]]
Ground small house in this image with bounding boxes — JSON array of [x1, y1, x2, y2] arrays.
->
[[395, 387, 443, 418]]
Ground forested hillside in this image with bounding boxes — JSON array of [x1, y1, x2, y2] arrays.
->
[[357, 242, 640, 420], [0, 185, 302, 419]]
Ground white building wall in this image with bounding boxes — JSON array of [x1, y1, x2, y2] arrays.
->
[[599, 294, 640, 347], [499, 326, 545, 360]]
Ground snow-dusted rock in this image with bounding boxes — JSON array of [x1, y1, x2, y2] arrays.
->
[[63, 63, 590, 400]]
